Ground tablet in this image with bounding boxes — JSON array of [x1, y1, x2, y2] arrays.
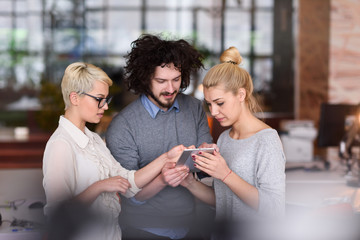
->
[[176, 148, 215, 172]]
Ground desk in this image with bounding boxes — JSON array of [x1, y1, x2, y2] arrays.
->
[[273, 165, 360, 240], [0, 212, 45, 240], [286, 167, 360, 210], [0, 169, 46, 239]]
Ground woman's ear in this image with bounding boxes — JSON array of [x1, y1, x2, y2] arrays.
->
[[238, 88, 246, 102], [69, 92, 79, 106]]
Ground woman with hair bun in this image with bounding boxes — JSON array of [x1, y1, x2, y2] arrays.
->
[[181, 47, 286, 228]]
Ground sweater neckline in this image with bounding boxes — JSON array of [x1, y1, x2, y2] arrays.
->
[[226, 128, 275, 142]]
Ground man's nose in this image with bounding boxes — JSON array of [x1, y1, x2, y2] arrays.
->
[[166, 81, 175, 93]]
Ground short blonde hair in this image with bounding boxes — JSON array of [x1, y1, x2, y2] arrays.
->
[[202, 47, 261, 113], [61, 62, 113, 110]]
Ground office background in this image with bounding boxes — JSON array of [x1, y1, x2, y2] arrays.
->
[[0, 1, 358, 121], [0, 0, 290, 119], [0, 0, 360, 238], [0, 0, 358, 171], [1, 0, 359, 165]]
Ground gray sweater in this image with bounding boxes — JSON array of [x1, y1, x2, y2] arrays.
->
[[106, 93, 212, 228], [215, 128, 286, 221]]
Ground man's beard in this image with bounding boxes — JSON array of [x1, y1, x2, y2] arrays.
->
[[148, 90, 178, 109]]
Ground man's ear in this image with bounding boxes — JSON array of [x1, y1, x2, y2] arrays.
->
[[238, 88, 246, 102], [69, 92, 79, 106]]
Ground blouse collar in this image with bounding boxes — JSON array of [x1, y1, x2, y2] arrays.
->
[[59, 115, 92, 149]]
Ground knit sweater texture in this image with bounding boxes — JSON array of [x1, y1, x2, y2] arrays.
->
[[215, 128, 286, 221], [106, 93, 213, 228]]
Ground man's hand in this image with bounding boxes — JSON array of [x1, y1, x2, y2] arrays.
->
[[161, 162, 189, 187]]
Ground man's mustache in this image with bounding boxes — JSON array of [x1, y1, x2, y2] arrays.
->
[[160, 90, 177, 96]]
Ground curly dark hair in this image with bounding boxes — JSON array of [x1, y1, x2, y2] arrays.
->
[[124, 34, 204, 95]]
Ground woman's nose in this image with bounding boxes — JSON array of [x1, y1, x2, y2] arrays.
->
[[102, 102, 109, 110], [210, 105, 219, 116]]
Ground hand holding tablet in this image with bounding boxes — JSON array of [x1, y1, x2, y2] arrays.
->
[[176, 148, 215, 172]]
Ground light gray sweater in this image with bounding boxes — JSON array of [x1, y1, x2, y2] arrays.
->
[[105, 93, 213, 228], [214, 128, 286, 221]]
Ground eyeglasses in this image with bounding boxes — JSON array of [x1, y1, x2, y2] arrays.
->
[[82, 92, 112, 108]]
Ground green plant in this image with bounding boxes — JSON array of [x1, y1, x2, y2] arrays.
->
[[36, 78, 64, 132]]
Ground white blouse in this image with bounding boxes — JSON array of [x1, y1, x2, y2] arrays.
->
[[43, 116, 141, 240]]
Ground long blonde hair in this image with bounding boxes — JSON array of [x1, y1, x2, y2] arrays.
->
[[202, 47, 261, 113]]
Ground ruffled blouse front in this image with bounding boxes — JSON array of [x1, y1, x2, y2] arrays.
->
[[43, 116, 141, 239]]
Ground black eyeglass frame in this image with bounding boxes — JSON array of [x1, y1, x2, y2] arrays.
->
[[81, 92, 113, 108]]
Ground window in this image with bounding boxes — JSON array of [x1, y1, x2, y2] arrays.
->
[[0, 0, 295, 131]]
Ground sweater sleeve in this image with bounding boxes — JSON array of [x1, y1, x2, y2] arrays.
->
[[256, 132, 286, 217], [106, 113, 140, 171]]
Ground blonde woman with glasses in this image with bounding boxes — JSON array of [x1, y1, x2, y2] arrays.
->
[[42, 62, 187, 240]]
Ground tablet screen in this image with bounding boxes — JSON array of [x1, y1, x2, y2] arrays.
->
[[176, 148, 215, 172]]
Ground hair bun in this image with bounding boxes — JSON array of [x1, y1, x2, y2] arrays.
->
[[219, 46, 242, 65]]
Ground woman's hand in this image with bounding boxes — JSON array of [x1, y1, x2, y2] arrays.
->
[[198, 142, 219, 152], [75, 176, 130, 204], [165, 145, 185, 163], [180, 172, 196, 188], [193, 150, 230, 181], [96, 176, 131, 195]]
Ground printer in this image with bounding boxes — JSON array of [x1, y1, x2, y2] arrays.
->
[[280, 120, 318, 162]]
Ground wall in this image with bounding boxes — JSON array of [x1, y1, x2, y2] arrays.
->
[[329, 0, 360, 104], [297, 0, 360, 118], [297, 0, 360, 162], [327, 0, 360, 164], [297, 0, 330, 123]]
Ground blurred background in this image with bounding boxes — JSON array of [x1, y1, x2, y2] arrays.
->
[[0, 0, 359, 168], [0, 0, 292, 127], [0, 0, 299, 167], [0, 1, 360, 238]]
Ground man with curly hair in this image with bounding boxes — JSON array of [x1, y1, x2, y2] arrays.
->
[[106, 34, 215, 239]]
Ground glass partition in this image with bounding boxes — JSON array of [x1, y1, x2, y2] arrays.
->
[[0, 0, 295, 133]]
